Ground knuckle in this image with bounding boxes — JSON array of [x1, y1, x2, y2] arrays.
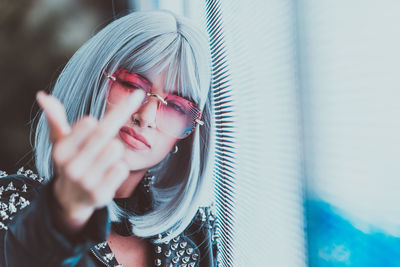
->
[[95, 126, 108, 138], [81, 116, 97, 128], [71, 116, 97, 132], [86, 190, 98, 203], [52, 143, 65, 164], [77, 173, 97, 191], [64, 164, 81, 181]]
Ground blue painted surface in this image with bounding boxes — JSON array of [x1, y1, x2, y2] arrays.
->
[[306, 200, 400, 267]]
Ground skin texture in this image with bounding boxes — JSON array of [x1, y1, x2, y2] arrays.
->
[[36, 71, 180, 233], [36, 72, 186, 267], [37, 90, 150, 266], [107, 70, 180, 197], [37, 89, 145, 232]]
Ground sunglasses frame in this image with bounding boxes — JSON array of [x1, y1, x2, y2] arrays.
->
[[103, 69, 204, 138]]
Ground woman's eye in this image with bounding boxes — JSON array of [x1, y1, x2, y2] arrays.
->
[[120, 80, 143, 90], [168, 102, 186, 114]]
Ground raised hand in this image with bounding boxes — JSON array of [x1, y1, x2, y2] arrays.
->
[[36, 90, 145, 232]]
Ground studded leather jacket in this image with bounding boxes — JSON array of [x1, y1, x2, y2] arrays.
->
[[0, 168, 218, 267]]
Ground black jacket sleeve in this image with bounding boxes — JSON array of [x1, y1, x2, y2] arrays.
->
[[0, 169, 110, 267]]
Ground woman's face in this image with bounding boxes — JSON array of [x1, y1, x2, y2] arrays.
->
[[105, 70, 179, 171]]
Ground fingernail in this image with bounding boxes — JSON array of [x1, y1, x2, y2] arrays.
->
[[36, 91, 47, 101], [36, 91, 46, 107], [36, 91, 43, 99]]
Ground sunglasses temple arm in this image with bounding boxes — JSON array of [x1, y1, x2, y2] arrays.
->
[[103, 71, 203, 128], [103, 71, 116, 81], [148, 93, 168, 105], [195, 119, 204, 126]]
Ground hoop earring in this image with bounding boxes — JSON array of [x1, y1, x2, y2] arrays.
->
[[172, 145, 178, 154]]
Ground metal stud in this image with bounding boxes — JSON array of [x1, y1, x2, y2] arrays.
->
[[182, 256, 190, 263], [164, 249, 171, 257], [18, 197, 30, 209], [21, 184, 27, 192], [17, 167, 24, 175], [104, 252, 114, 261], [155, 246, 162, 253], [5, 182, 16, 191], [188, 263, 195, 267], [192, 253, 199, 261], [172, 256, 180, 264], [9, 193, 19, 203], [178, 249, 185, 256], [171, 243, 178, 250], [173, 235, 180, 242], [0, 170, 7, 178], [0, 221, 8, 230], [155, 259, 162, 266], [179, 241, 187, 249], [186, 248, 194, 255], [8, 203, 16, 214], [95, 241, 107, 250], [0, 210, 8, 220], [199, 207, 206, 222], [212, 233, 219, 242]]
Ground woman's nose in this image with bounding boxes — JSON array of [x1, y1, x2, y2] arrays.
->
[[131, 97, 158, 128]]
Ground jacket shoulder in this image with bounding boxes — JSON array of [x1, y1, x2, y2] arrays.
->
[[192, 204, 219, 265], [152, 204, 220, 266], [0, 167, 45, 230], [183, 204, 219, 266]]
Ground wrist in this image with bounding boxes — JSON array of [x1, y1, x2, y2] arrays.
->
[[51, 181, 94, 235]]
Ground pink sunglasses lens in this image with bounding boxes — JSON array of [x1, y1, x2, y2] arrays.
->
[[106, 70, 201, 138], [157, 95, 201, 138]]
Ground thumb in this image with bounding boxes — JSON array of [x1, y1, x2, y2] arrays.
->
[[36, 91, 71, 144]]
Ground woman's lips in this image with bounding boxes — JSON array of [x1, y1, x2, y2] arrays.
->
[[119, 126, 151, 150]]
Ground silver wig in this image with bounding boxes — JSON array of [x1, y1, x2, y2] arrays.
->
[[34, 10, 213, 242]]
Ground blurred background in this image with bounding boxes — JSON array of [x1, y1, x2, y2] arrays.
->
[[0, 0, 204, 171], [0, 0, 122, 171], [2, 0, 400, 266]]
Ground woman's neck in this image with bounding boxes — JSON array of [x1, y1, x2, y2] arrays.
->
[[114, 169, 148, 198]]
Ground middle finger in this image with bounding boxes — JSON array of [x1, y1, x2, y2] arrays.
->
[[72, 90, 145, 173]]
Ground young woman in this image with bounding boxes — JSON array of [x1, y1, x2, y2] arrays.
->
[[0, 10, 216, 267]]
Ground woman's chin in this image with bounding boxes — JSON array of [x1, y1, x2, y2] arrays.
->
[[122, 147, 168, 173], [122, 149, 147, 170]]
